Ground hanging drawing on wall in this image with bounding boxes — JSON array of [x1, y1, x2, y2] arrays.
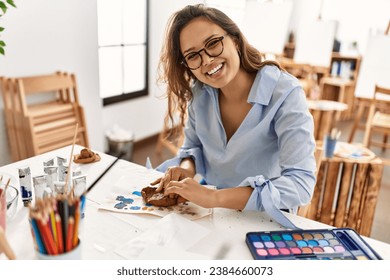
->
[[294, 20, 337, 67], [241, 0, 293, 55], [354, 34, 390, 99]]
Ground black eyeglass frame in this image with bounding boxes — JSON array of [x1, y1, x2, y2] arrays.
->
[[181, 34, 228, 70]]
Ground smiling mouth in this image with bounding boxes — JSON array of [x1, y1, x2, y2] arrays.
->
[[207, 63, 223, 76]]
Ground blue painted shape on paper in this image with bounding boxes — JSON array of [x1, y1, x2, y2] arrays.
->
[[116, 195, 134, 204], [130, 206, 141, 210], [114, 201, 127, 209], [132, 191, 142, 196]]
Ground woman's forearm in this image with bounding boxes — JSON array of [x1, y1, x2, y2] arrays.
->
[[214, 186, 253, 210]]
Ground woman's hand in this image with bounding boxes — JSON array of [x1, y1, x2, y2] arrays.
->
[[151, 166, 195, 193], [164, 177, 217, 208]]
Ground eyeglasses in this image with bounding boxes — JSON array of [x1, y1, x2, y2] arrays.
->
[[181, 34, 227, 70]]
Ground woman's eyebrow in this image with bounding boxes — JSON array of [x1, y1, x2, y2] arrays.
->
[[183, 34, 219, 55]]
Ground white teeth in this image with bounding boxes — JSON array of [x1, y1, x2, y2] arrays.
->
[[208, 64, 223, 75]]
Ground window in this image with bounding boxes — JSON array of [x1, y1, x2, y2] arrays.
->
[[97, 0, 148, 106]]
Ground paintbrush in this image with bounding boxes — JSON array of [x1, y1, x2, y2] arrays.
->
[[0, 178, 11, 200], [0, 225, 16, 259], [64, 123, 79, 195]]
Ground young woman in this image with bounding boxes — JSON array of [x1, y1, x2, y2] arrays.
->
[[153, 4, 316, 227]]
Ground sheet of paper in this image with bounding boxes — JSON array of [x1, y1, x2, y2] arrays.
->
[[137, 244, 210, 260], [99, 184, 212, 220], [114, 213, 211, 259]]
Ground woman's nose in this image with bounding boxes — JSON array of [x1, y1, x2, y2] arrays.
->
[[200, 50, 214, 66]]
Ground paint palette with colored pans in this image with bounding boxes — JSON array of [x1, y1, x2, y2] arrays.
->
[[246, 228, 382, 260]]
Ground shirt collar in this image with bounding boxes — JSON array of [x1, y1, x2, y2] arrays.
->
[[199, 65, 280, 105], [248, 65, 280, 106]]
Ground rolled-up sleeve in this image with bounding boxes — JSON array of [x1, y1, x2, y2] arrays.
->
[[241, 86, 316, 212]]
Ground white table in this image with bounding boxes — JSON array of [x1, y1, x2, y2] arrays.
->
[[1, 145, 390, 260]]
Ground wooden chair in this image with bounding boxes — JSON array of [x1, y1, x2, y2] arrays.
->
[[278, 57, 314, 97], [348, 97, 371, 143], [0, 72, 89, 159], [297, 145, 323, 217], [0, 77, 23, 161], [362, 85, 390, 156], [155, 124, 184, 157]]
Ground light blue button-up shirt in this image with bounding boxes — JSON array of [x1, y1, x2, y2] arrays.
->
[[157, 65, 316, 214]]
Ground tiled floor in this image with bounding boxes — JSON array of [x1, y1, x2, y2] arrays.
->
[[132, 119, 390, 244]]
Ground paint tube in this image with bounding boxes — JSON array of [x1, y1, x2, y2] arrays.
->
[[44, 166, 58, 192], [18, 166, 33, 206], [43, 158, 55, 167], [72, 167, 82, 177], [72, 175, 87, 197], [57, 156, 67, 167], [73, 175, 87, 218], [58, 165, 68, 182], [54, 181, 66, 195], [33, 175, 47, 200]]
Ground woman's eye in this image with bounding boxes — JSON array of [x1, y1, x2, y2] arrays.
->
[[206, 39, 219, 49], [186, 53, 198, 61]]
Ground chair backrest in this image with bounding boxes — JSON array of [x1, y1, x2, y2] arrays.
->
[[0, 72, 89, 159], [362, 84, 390, 148], [373, 84, 390, 101], [15, 72, 80, 116]]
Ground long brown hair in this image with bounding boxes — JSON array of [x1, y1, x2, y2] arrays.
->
[[158, 4, 280, 133]]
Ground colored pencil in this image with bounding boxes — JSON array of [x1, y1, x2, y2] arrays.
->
[[57, 196, 68, 251], [72, 200, 80, 247], [66, 217, 74, 252], [29, 218, 46, 254], [49, 210, 57, 245], [38, 218, 58, 255], [55, 214, 64, 254]]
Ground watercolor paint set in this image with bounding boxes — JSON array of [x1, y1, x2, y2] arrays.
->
[[246, 228, 382, 260]]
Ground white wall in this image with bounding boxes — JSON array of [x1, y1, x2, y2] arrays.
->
[[0, 0, 103, 166], [0, 0, 202, 166], [101, 0, 202, 152]]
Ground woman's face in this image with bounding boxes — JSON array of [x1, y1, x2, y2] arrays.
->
[[179, 17, 240, 89]]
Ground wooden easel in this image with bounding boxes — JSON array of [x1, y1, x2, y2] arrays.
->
[[348, 21, 390, 143]]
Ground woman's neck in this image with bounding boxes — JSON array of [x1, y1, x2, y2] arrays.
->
[[219, 68, 256, 102]]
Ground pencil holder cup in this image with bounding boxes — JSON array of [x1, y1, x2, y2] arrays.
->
[[36, 239, 82, 260], [324, 135, 337, 158]]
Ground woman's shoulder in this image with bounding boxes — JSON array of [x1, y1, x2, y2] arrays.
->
[[260, 64, 301, 87], [254, 64, 304, 103]]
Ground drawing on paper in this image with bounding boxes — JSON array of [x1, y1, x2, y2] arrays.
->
[[99, 189, 212, 220]]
